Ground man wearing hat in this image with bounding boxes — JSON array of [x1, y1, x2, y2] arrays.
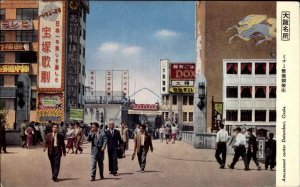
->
[[215, 123, 228, 169], [228, 127, 249, 170], [246, 128, 261, 170]]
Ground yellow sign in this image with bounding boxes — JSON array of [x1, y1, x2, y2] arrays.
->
[[169, 87, 194, 94], [0, 64, 30, 74]]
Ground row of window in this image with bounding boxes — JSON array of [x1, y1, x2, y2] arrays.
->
[[226, 110, 276, 122], [0, 8, 87, 22], [227, 86, 276, 98], [226, 63, 276, 75], [164, 95, 194, 106], [163, 112, 193, 122]]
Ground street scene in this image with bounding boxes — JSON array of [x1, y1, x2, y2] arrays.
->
[[0, 1, 283, 187]]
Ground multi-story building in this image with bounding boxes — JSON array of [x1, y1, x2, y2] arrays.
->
[[195, 1, 276, 134], [160, 59, 195, 129], [0, 0, 89, 127]]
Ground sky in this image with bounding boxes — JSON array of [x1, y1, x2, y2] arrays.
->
[[86, 1, 195, 104]]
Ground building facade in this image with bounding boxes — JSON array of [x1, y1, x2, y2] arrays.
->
[[160, 59, 195, 129], [0, 0, 89, 127], [195, 1, 276, 134]]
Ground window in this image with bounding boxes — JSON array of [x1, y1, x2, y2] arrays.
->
[[241, 110, 252, 121], [0, 75, 4, 86], [269, 63, 276, 74], [183, 112, 187, 122], [82, 85, 85, 95], [226, 63, 238, 74], [226, 86, 238, 98], [241, 63, 252, 74], [183, 96, 188, 105], [0, 52, 4, 63], [269, 86, 276, 98], [162, 87, 165, 92], [255, 110, 266, 121], [165, 112, 169, 121], [0, 9, 5, 20], [16, 8, 38, 20], [15, 52, 37, 63], [241, 86, 252, 98], [255, 86, 266, 98], [162, 74, 166, 79], [79, 43, 82, 55], [83, 47, 85, 58], [30, 75, 37, 87], [78, 83, 81, 94], [16, 30, 38, 42], [165, 96, 169, 105], [0, 31, 5, 42], [162, 81, 166, 86], [30, 90, 36, 110], [82, 65, 85, 76], [189, 95, 194, 105], [226, 110, 238, 121], [269, 110, 276, 122], [189, 112, 193, 122], [255, 63, 266, 74], [83, 29, 86, 40], [172, 95, 177, 105]]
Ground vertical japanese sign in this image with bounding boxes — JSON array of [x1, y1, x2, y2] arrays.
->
[[105, 70, 113, 99], [281, 11, 290, 41], [38, 1, 63, 89], [212, 102, 223, 130], [121, 70, 129, 97], [89, 70, 95, 96], [66, 0, 81, 109]]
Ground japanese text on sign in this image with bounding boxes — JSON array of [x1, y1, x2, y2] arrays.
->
[[281, 55, 286, 93], [281, 11, 290, 41], [0, 64, 30, 74], [0, 20, 33, 30]]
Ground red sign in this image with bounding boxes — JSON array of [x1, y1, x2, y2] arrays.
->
[[131, 104, 159, 111], [170, 63, 195, 80], [0, 20, 33, 30]]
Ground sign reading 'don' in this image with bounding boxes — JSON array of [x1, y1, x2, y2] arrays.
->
[[131, 104, 159, 111]]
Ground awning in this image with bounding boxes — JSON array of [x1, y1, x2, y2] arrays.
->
[[127, 110, 162, 115]]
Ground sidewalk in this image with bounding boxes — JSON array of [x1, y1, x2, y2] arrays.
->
[[0, 140, 275, 187]]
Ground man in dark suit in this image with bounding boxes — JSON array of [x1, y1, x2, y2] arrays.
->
[[105, 121, 123, 176], [44, 123, 66, 182], [133, 124, 153, 173], [88, 123, 107, 181], [0, 120, 8, 153]]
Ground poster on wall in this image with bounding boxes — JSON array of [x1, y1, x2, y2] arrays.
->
[[212, 102, 223, 130]]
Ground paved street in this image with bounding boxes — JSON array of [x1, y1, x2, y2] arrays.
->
[[1, 140, 275, 187]]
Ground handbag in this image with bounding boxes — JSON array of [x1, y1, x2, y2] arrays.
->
[[117, 147, 124, 159]]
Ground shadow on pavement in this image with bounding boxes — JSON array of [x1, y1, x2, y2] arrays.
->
[[117, 172, 134, 176], [58, 178, 80, 181], [96, 177, 122, 181], [0, 152, 18, 154], [143, 171, 162, 173], [154, 154, 216, 163]]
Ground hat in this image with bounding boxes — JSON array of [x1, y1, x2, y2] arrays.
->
[[247, 128, 253, 133]]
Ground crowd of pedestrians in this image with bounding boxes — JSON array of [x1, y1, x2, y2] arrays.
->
[[214, 123, 276, 171]]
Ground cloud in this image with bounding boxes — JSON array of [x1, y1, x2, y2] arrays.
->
[[154, 29, 181, 39], [98, 42, 142, 56]]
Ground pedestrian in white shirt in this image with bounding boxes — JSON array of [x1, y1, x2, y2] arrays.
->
[[228, 127, 249, 170], [215, 124, 228, 169]]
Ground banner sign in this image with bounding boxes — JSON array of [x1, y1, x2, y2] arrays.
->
[[170, 63, 195, 80], [38, 1, 64, 89], [212, 102, 223, 130], [105, 70, 113, 98], [0, 20, 33, 30], [70, 109, 84, 121], [257, 137, 266, 160], [89, 70, 96, 96], [169, 87, 194, 93], [0, 42, 30, 51], [171, 80, 194, 87], [38, 93, 63, 109], [121, 70, 129, 97], [0, 64, 30, 74], [131, 104, 159, 111]]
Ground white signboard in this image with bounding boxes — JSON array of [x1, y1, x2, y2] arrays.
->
[[38, 1, 63, 89], [121, 70, 129, 97], [105, 70, 113, 98], [89, 70, 95, 96], [171, 80, 194, 87]]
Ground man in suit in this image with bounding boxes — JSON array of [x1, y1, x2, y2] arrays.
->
[[88, 122, 107, 181], [0, 120, 8, 153], [133, 124, 153, 173], [44, 123, 66, 182], [105, 120, 123, 176]]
